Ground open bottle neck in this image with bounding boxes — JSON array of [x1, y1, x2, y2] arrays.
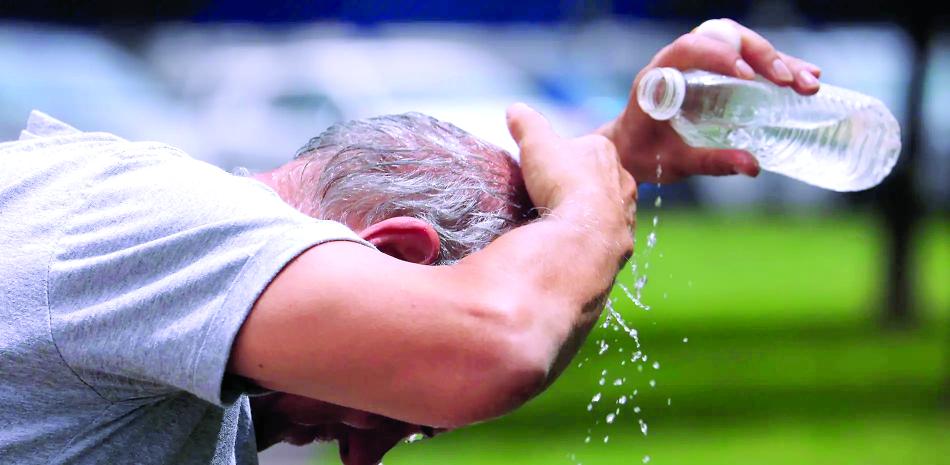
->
[[636, 67, 686, 121]]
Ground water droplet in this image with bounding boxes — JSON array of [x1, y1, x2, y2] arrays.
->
[[592, 393, 601, 403], [652, 361, 660, 370], [587, 403, 593, 411], [606, 413, 616, 424], [634, 275, 648, 290], [654, 196, 662, 208], [628, 328, 638, 338], [603, 436, 610, 443], [404, 433, 425, 444], [633, 389, 639, 396], [667, 397, 672, 406], [598, 378, 606, 386], [631, 351, 642, 362], [639, 420, 649, 435], [652, 216, 659, 227], [643, 455, 651, 463], [662, 292, 668, 299], [643, 354, 648, 362], [683, 337, 689, 343], [637, 365, 644, 372], [612, 378, 624, 386], [649, 379, 656, 388], [601, 369, 608, 376], [634, 406, 641, 413], [584, 436, 591, 444], [646, 232, 657, 248], [618, 395, 627, 405], [621, 360, 626, 366]]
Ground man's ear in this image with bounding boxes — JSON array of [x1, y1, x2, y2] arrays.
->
[[358, 217, 441, 265]]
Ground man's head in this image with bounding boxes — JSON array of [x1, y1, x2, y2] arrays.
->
[[263, 112, 535, 265], [249, 113, 536, 463]]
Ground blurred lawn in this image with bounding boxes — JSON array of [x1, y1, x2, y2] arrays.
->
[[319, 211, 948, 465]]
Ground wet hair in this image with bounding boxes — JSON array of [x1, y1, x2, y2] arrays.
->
[[295, 112, 535, 264]]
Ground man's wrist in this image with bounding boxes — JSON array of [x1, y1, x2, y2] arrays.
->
[[547, 194, 632, 255]]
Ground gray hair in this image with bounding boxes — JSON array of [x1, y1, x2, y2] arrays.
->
[[295, 112, 535, 264]]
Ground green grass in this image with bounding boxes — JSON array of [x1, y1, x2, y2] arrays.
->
[[318, 211, 949, 465]]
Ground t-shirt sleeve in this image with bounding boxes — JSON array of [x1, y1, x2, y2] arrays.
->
[[47, 145, 372, 406]]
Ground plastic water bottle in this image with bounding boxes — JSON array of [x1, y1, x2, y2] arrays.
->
[[636, 68, 901, 191]]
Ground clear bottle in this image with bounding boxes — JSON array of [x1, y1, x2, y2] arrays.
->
[[636, 68, 901, 191]]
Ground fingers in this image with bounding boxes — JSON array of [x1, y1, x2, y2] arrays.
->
[[671, 148, 760, 178], [719, 19, 822, 94], [339, 421, 415, 465], [715, 19, 793, 85], [506, 102, 556, 148], [778, 52, 821, 95], [618, 167, 637, 227], [653, 32, 751, 79]]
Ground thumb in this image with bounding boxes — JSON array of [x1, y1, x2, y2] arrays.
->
[[506, 102, 555, 147]]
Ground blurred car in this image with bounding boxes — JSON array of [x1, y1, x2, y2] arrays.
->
[[0, 23, 207, 161], [146, 26, 590, 169]]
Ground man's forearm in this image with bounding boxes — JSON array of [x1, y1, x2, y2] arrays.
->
[[455, 195, 632, 393]]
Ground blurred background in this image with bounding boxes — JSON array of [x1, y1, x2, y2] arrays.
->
[[1, 1, 946, 464]]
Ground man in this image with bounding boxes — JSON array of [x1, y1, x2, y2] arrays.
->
[[0, 19, 820, 465]]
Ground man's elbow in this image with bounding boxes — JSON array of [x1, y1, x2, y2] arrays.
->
[[433, 300, 553, 428]]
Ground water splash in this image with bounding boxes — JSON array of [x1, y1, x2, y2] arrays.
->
[[577, 154, 667, 464], [643, 455, 651, 463]]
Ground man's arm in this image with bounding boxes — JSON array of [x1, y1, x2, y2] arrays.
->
[[229, 104, 636, 428]]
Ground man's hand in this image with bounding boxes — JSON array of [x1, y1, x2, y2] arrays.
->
[[505, 102, 635, 385], [599, 18, 823, 183], [508, 102, 636, 236], [250, 392, 433, 465]]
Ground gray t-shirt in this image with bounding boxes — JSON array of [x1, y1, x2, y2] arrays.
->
[[0, 111, 371, 464]]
